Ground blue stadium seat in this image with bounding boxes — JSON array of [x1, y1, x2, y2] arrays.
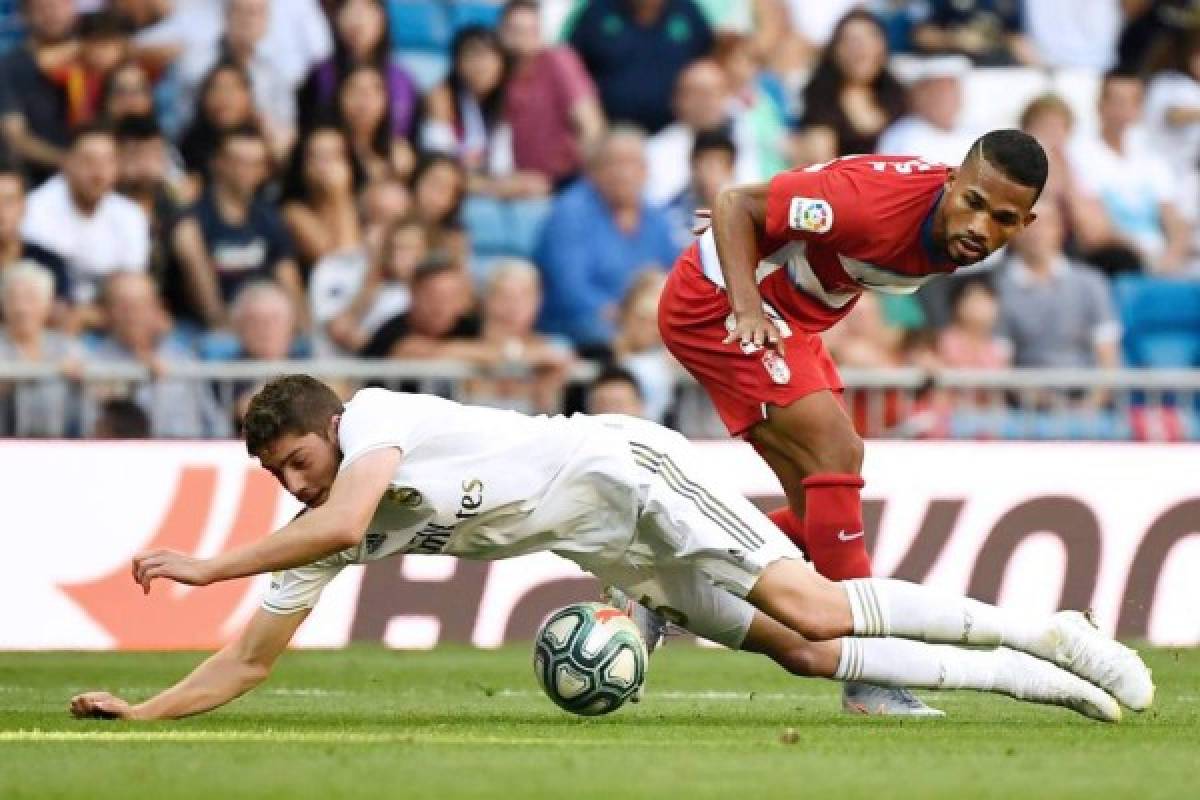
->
[[387, 0, 452, 52], [447, 1, 503, 32], [1114, 276, 1200, 367]]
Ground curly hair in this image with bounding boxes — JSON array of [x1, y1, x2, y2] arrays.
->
[[243, 375, 344, 457]]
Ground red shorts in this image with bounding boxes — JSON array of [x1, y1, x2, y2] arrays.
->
[[659, 246, 842, 437]]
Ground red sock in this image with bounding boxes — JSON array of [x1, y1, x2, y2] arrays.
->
[[801, 473, 872, 580], [767, 507, 806, 554]]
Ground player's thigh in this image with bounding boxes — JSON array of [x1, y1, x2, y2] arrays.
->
[[750, 389, 864, 476]]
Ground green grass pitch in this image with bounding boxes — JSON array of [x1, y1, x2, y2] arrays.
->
[[1, 645, 1197, 799]]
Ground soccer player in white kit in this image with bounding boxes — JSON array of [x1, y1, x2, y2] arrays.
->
[[71, 376, 1153, 723]]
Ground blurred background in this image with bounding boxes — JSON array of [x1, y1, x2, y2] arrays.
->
[[1, 0, 1199, 443]]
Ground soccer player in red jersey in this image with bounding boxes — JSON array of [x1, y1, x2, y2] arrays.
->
[[656, 129, 1047, 715]]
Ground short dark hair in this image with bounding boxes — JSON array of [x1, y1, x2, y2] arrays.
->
[[78, 10, 133, 39], [590, 365, 643, 400], [243, 375, 344, 457], [946, 275, 995, 316], [691, 129, 736, 163], [93, 397, 150, 439], [966, 129, 1048, 202], [500, 0, 538, 19], [410, 253, 459, 289], [114, 113, 162, 143]]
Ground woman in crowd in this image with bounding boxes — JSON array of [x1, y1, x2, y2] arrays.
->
[[99, 60, 157, 124], [409, 152, 470, 267], [0, 262, 82, 437], [280, 125, 365, 273], [178, 61, 261, 186], [336, 63, 415, 181], [794, 10, 906, 165], [298, 0, 420, 140]]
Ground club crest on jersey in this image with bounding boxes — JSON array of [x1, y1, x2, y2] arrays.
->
[[384, 487, 423, 507], [761, 350, 791, 385], [788, 197, 833, 233]]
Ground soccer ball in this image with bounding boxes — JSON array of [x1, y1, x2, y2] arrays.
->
[[533, 602, 648, 716]]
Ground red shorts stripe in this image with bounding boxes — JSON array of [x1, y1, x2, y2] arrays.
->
[[659, 246, 842, 437]]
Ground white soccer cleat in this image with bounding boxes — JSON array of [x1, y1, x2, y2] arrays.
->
[[997, 647, 1122, 723], [1036, 611, 1155, 711], [842, 683, 946, 717]]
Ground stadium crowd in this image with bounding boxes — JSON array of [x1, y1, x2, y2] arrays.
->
[[0, 0, 1199, 439]]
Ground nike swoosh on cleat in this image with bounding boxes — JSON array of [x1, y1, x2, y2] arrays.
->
[[837, 530, 865, 541]]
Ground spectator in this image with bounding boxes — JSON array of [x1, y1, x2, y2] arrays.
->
[[336, 64, 415, 181], [91, 396, 151, 438], [466, 259, 573, 414], [1117, 0, 1196, 74], [280, 125, 364, 272], [0, 0, 78, 186], [794, 10, 906, 165], [420, 26, 523, 184], [1023, 0, 1120, 71], [115, 114, 186, 287], [178, 61, 260, 186], [359, 174, 410, 233], [712, 32, 789, 181], [645, 59, 737, 206], [611, 270, 672, 422], [996, 203, 1121, 369], [1068, 71, 1191, 275], [877, 55, 975, 165], [21, 124, 150, 310], [99, 61, 158, 125], [0, 158, 72, 315], [821, 291, 904, 368], [226, 279, 299, 361], [87, 271, 230, 438], [409, 153, 470, 266], [499, 0, 605, 187], [362, 258, 479, 359], [909, 0, 1039, 66], [314, 215, 425, 355], [586, 364, 645, 417], [567, 0, 714, 134], [1143, 27, 1200, 227], [534, 126, 678, 350], [297, 0, 419, 140], [166, 126, 302, 328], [0, 261, 81, 436], [135, 0, 331, 96], [1018, 94, 1081, 219], [47, 10, 134, 128], [935, 278, 1009, 369], [665, 129, 736, 250]]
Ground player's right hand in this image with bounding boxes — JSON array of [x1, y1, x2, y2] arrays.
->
[[724, 311, 786, 355], [69, 691, 137, 720]]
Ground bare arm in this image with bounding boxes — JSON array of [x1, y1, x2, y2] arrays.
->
[[569, 96, 606, 156], [1, 114, 64, 173], [282, 204, 331, 268], [132, 448, 400, 592], [713, 183, 786, 352], [70, 607, 308, 721], [170, 217, 227, 328], [274, 257, 311, 331], [1155, 202, 1192, 274]]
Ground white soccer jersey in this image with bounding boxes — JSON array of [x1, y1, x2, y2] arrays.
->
[[263, 389, 633, 614], [262, 389, 802, 649]]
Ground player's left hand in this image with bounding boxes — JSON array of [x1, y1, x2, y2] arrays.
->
[[70, 691, 138, 720], [132, 549, 214, 594]]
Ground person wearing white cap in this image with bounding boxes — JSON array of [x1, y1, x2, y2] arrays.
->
[[876, 55, 976, 166]]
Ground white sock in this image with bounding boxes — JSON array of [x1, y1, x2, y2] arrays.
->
[[834, 638, 1100, 710], [843, 578, 1047, 652]]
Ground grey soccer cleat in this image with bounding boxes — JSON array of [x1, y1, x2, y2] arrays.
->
[[603, 586, 668, 654], [842, 682, 946, 717]]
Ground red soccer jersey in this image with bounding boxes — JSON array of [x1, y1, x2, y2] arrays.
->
[[694, 154, 955, 332]]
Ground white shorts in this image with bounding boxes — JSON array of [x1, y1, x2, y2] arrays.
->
[[558, 415, 806, 649]]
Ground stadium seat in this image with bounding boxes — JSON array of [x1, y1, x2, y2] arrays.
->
[[387, 0, 452, 52], [1114, 276, 1200, 367], [447, 1, 503, 32]]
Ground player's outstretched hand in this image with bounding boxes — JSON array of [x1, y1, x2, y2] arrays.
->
[[70, 691, 137, 720], [132, 549, 213, 594], [724, 310, 786, 355]]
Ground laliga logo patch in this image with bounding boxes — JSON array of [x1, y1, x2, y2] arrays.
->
[[761, 350, 791, 385], [788, 197, 833, 233]]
